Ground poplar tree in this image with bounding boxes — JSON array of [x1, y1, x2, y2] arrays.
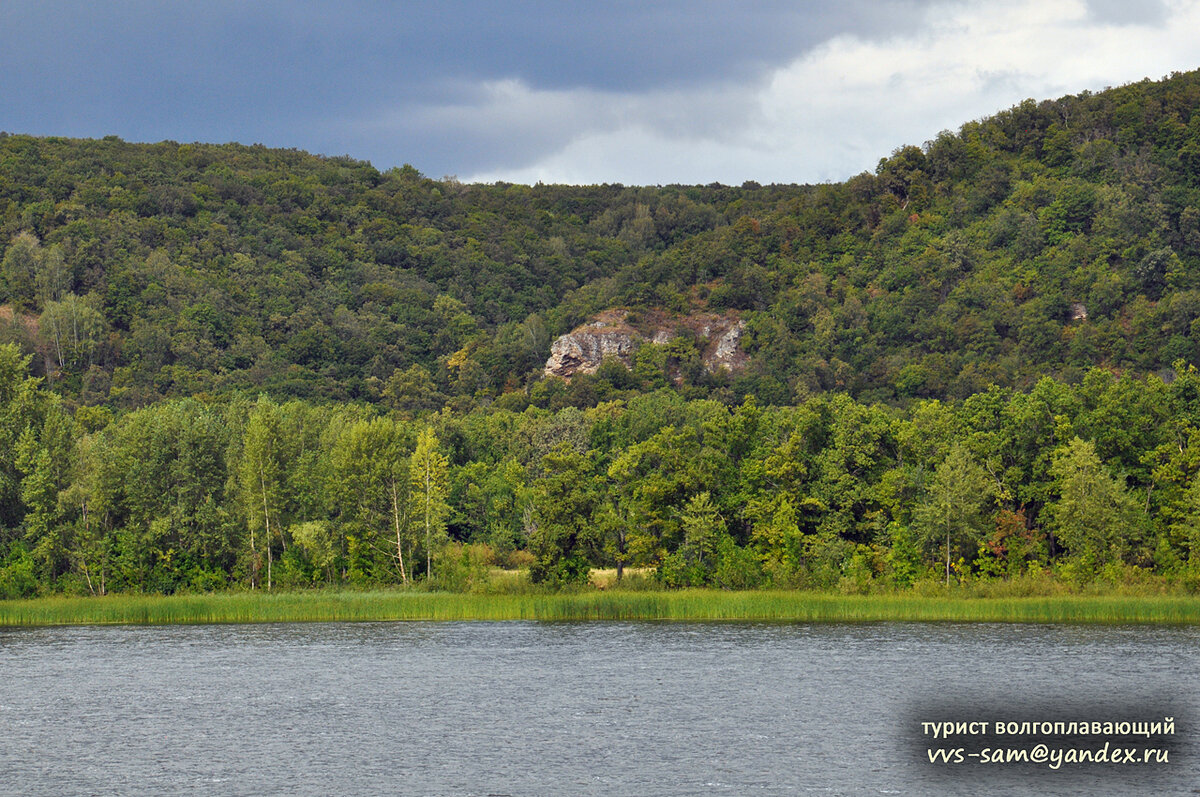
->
[[409, 426, 448, 580]]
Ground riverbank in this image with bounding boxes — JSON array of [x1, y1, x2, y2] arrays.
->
[[2, 589, 1198, 626]]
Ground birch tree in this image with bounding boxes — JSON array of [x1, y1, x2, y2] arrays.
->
[[329, 416, 413, 583], [239, 396, 283, 589]]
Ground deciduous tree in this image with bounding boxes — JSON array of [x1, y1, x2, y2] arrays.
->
[[914, 442, 996, 585]]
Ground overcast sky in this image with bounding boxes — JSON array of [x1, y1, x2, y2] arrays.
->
[[1, 0, 1198, 185]]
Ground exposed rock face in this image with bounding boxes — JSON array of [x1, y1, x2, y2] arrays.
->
[[543, 322, 638, 376], [544, 309, 747, 378], [707, 319, 748, 372]]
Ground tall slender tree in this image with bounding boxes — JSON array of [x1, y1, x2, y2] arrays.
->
[[239, 396, 284, 589], [410, 426, 449, 580]]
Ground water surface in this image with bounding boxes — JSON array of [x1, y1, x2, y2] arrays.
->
[[1, 622, 1195, 795]]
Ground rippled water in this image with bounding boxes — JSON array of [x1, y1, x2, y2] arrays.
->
[[1, 621, 1196, 795]]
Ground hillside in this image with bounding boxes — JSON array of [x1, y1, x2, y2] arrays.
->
[[5, 70, 1200, 596], [0, 137, 795, 408], [4, 69, 1200, 410]]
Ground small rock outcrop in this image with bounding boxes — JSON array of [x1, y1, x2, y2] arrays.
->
[[544, 309, 747, 378], [543, 313, 639, 376], [708, 321, 746, 371]]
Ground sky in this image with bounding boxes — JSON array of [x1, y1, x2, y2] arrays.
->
[[1, 0, 1198, 186]]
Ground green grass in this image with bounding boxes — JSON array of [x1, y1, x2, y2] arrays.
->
[[1, 589, 1198, 627]]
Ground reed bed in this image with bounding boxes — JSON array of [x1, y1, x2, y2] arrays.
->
[[1, 590, 1198, 627]]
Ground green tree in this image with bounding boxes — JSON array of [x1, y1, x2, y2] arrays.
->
[[38, 293, 106, 372], [59, 431, 106, 594], [1044, 437, 1147, 573], [680, 491, 724, 568], [383, 364, 446, 414], [0, 345, 45, 530], [289, 521, 337, 583], [750, 495, 806, 583], [659, 491, 735, 587], [529, 443, 600, 586], [239, 396, 284, 589], [607, 425, 714, 563], [15, 430, 63, 581], [90, 399, 234, 593], [1, 232, 40, 307], [34, 244, 68, 307], [410, 426, 449, 580], [914, 443, 996, 585], [1171, 474, 1200, 573], [329, 416, 414, 583]]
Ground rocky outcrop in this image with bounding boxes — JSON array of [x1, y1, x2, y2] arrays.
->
[[544, 309, 747, 378], [706, 319, 747, 372], [543, 316, 639, 376]]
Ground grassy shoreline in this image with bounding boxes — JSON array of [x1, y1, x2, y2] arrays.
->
[[1, 589, 1199, 627]]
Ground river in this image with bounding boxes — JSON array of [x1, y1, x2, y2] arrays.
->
[[1, 621, 1195, 795]]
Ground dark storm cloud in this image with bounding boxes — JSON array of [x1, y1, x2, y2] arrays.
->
[[0, 0, 934, 175], [384, 0, 932, 92]]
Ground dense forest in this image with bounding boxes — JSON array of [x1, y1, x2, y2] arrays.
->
[[6, 70, 1200, 595]]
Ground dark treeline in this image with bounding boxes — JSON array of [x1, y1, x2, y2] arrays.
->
[[6, 71, 1200, 594], [5, 341, 1200, 596]]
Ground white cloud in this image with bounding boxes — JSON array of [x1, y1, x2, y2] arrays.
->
[[451, 0, 1200, 185]]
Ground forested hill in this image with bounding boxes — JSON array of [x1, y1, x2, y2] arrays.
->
[[10, 70, 1200, 596], [0, 137, 795, 408], [5, 69, 1200, 410]]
